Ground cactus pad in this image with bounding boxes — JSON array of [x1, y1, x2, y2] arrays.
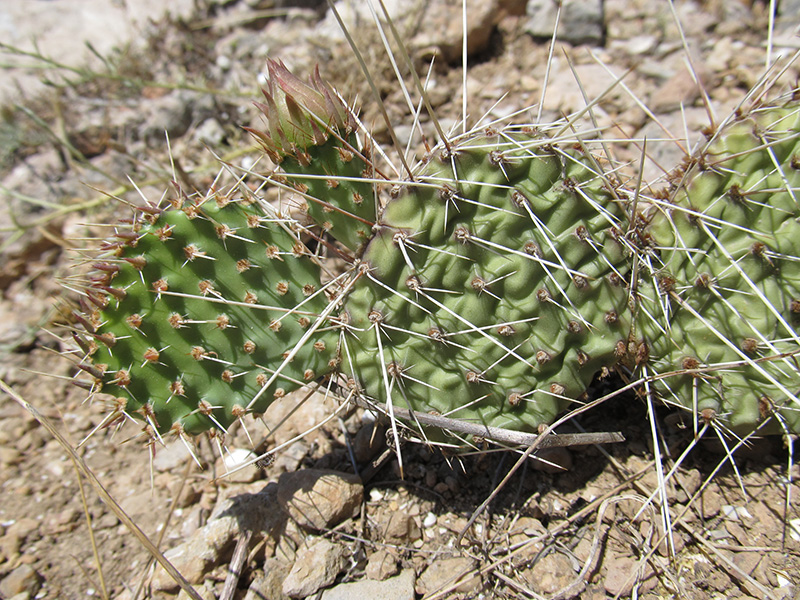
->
[[76, 194, 340, 436], [639, 97, 800, 435], [341, 130, 636, 438]]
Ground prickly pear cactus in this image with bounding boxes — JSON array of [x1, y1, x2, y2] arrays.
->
[[67, 58, 800, 445], [637, 95, 800, 435]]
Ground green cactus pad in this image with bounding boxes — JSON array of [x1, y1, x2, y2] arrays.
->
[[340, 129, 635, 439], [639, 98, 800, 434], [77, 194, 340, 436]]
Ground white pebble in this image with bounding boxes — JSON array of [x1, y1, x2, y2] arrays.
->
[[789, 518, 800, 543], [423, 512, 437, 528], [223, 448, 255, 469]]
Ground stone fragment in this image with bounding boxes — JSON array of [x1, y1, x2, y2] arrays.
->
[[152, 483, 281, 592], [416, 556, 477, 595], [321, 569, 416, 600], [603, 555, 647, 597], [526, 0, 605, 46], [152, 439, 193, 472], [194, 118, 226, 146], [366, 548, 399, 581], [277, 469, 363, 531], [244, 559, 292, 600], [649, 65, 711, 113], [383, 512, 420, 543], [522, 552, 576, 595], [0, 565, 42, 598], [282, 537, 347, 598]]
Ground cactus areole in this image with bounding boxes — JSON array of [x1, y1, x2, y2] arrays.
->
[[69, 61, 800, 444]]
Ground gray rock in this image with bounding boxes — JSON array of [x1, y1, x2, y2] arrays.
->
[[634, 107, 710, 185], [365, 548, 399, 581], [526, 0, 605, 46], [321, 569, 415, 600], [152, 439, 193, 472], [409, 0, 498, 63], [281, 537, 347, 598], [152, 483, 282, 592], [277, 468, 363, 531], [245, 558, 292, 600], [271, 439, 310, 474], [416, 556, 477, 596], [0, 565, 41, 598], [141, 91, 194, 145], [194, 118, 227, 147], [777, 0, 800, 33], [648, 64, 712, 113], [522, 552, 577, 595], [141, 90, 216, 146], [317, 0, 504, 63], [0, 0, 195, 105]]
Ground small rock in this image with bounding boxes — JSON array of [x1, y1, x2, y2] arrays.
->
[[701, 490, 722, 520], [416, 556, 477, 595], [366, 548, 399, 581], [722, 504, 753, 521], [677, 469, 702, 501], [422, 512, 437, 529], [611, 34, 658, 56], [526, 0, 605, 46], [151, 483, 282, 592], [731, 552, 761, 583], [383, 512, 420, 542], [649, 65, 712, 114], [194, 118, 226, 146], [282, 537, 347, 598], [0, 447, 22, 466], [215, 448, 259, 483], [142, 90, 215, 145], [175, 582, 216, 600], [522, 552, 576, 595], [42, 507, 80, 535], [245, 558, 292, 600], [153, 440, 193, 472], [215, 54, 232, 70], [0, 565, 41, 598], [321, 569, 415, 600], [272, 440, 309, 473], [277, 469, 363, 531], [409, 0, 498, 63], [603, 555, 640, 597], [5, 519, 38, 542]]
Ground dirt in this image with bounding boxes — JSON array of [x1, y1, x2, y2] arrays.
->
[[1, 1, 799, 599]]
